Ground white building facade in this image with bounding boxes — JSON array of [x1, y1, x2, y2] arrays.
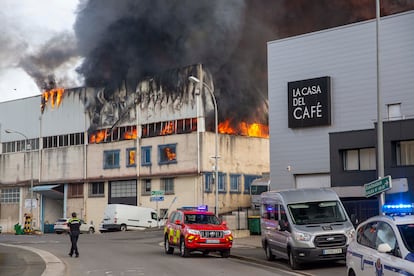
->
[[0, 64, 269, 232]]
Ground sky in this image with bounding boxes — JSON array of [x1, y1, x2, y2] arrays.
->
[[0, 0, 80, 103]]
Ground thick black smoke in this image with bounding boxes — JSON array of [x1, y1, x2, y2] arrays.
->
[[73, 0, 414, 125]]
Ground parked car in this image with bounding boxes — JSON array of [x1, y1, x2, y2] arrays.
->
[[54, 218, 95, 234], [163, 207, 233, 257], [101, 204, 161, 232], [346, 203, 414, 276]]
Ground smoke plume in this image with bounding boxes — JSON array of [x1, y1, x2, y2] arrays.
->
[[73, 0, 414, 125], [3, 0, 413, 123]]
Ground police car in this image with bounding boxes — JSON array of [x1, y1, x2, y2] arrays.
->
[[346, 203, 414, 276]]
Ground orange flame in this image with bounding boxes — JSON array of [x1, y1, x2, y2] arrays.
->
[[164, 147, 176, 161], [160, 122, 175, 135], [90, 130, 108, 144], [124, 129, 137, 140], [218, 119, 269, 138], [42, 88, 65, 109]]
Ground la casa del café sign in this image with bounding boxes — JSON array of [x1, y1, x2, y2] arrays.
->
[[287, 76, 331, 128]]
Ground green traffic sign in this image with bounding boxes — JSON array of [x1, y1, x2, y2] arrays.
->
[[151, 190, 164, 196], [364, 175, 392, 197]]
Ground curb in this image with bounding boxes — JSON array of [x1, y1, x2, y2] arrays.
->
[[229, 253, 314, 276], [0, 243, 66, 276]]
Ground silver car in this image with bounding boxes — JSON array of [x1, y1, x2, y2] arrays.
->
[[54, 218, 95, 234]]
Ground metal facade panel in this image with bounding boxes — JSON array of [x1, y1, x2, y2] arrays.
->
[[0, 96, 41, 142], [268, 11, 414, 190]]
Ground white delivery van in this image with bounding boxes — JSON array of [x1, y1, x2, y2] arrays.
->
[[101, 204, 160, 232], [260, 188, 355, 270]]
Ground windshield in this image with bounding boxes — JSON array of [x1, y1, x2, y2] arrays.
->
[[251, 185, 268, 195], [398, 224, 414, 253], [184, 214, 220, 225], [288, 201, 348, 225]]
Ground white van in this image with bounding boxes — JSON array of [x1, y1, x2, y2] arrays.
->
[[101, 204, 160, 232], [260, 188, 355, 270]]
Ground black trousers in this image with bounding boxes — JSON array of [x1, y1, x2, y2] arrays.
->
[[69, 232, 80, 255]]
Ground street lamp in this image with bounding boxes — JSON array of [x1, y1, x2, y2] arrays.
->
[[5, 129, 34, 219], [189, 76, 220, 216]]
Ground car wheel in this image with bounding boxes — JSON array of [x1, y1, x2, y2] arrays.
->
[[88, 227, 95, 234], [180, 239, 189, 257], [264, 243, 275, 261], [348, 269, 356, 276], [202, 251, 209, 256], [120, 224, 127, 231], [164, 236, 174, 254], [289, 250, 301, 270], [220, 249, 230, 258], [55, 231, 62, 235]]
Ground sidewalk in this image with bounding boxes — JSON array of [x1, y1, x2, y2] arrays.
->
[[233, 233, 261, 248]]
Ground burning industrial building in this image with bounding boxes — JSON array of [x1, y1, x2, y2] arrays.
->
[[40, 64, 269, 143]]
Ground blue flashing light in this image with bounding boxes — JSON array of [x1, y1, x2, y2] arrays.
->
[[197, 205, 208, 211], [179, 205, 209, 211], [382, 203, 414, 215]]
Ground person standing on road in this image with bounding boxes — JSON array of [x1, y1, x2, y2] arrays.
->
[[68, 212, 81, 257]]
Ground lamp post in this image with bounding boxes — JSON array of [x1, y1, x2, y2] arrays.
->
[[376, 0, 385, 214], [5, 129, 34, 218], [189, 76, 219, 216]]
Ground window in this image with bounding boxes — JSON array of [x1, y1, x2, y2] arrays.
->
[[2, 138, 39, 153], [141, 146, 152, 166], [69, 183, 83, 198], [110, 180, 137, 198], [262, 204, 277, 220], [376, 222, 397, 251], [142, 179, 151, 195], [0, 188, 20, 203], [204, 172, 213, 192], [343, 148, 376, 171], [161, 178, 174, 194], [104, 150, 120, 169], [126, 148, 136, 167], [244, 175, 260, 194], [158, 144, 177, 164], [218, 172, 227, 192], [396, 140, 414, 166], [89, 182, 104, 197], [230, 174, 241, 192], [387, 103, 402, 120], [43, 133, 84, 149]]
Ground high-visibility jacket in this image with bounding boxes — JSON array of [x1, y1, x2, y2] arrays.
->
[[68, 218, 81, 234]]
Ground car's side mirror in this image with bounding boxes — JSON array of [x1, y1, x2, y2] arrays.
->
[[377, 243, 392, 253], [174, 219, 181, 225], [350, 214, 359, 227], [279, 219, 289, 232], [221, 220, 227, 226]]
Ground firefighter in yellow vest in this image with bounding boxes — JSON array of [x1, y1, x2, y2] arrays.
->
[[68, 212, 81, 257]]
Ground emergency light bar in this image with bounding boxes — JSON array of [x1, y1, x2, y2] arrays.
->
[[382, 203, 414, 215], [179, 205, 209, 211]]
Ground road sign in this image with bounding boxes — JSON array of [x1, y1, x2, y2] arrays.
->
[[150, 196, 164, 202], [364, 175, 392, 197], [151, 190, 164, 196]]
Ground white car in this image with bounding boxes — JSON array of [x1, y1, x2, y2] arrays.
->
[[346, 204, 414, 276], [54, 218, 95, 234]]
